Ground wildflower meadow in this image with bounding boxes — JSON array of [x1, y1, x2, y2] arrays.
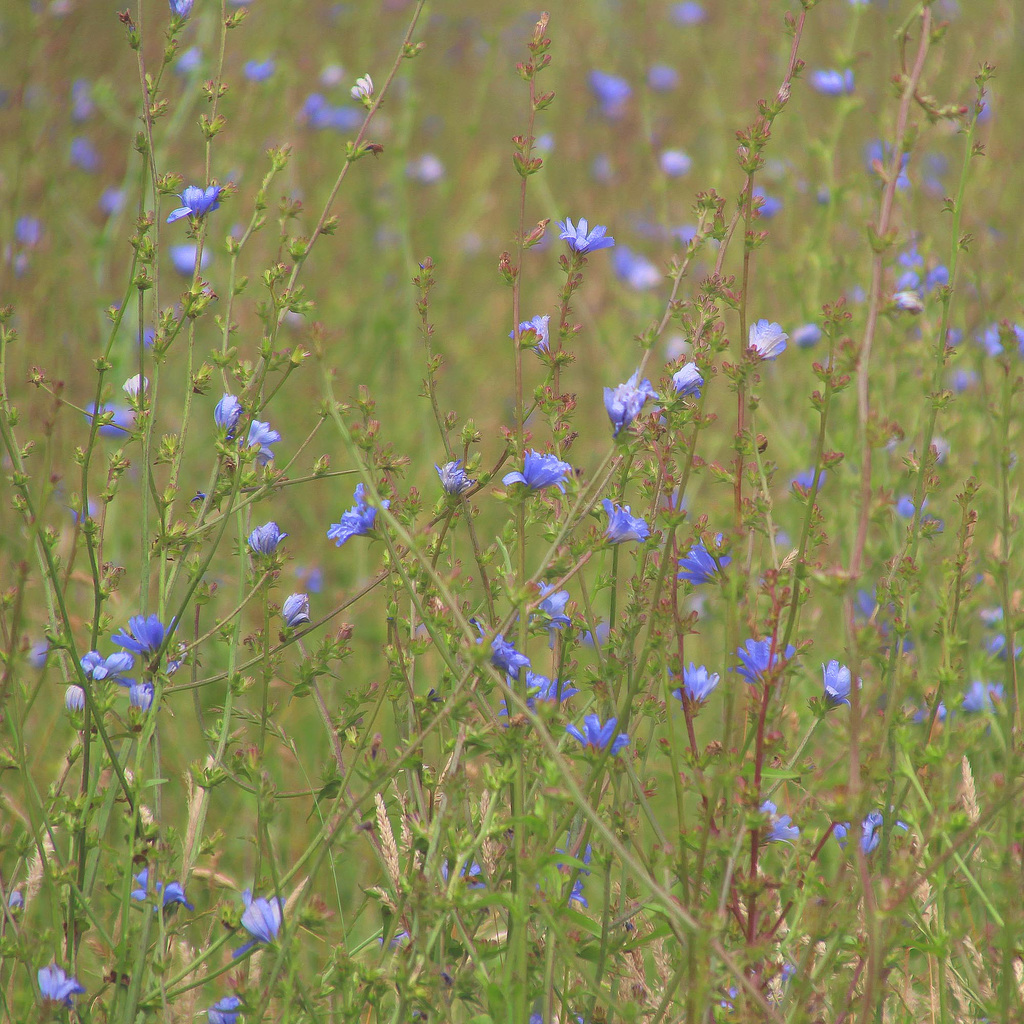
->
[[2, 0, 1023, 1020]]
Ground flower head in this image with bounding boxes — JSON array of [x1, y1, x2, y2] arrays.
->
[[38, 964, 85, 1007], [557, 217, 615, 254], [499, 671, 579, 716], [282, 593, 310, 627], [167, 184, 222, 224], [9, 890, 24, 910], [511, 314, 551, 353], [65, 685, 86, 712], [123, 374, 148, 401], [248, 521, 287, 555], [677, 536, 730, 585], [810, 68, 855, 96], [823, 660, 852, 706], [893, 290, 924, 314], [659, 148, 692, 177], [215, 394, 243, 433], [602, 499, 650, 543], [81, 650, 134, 682], [502, 450, 573, 492], [112, 614, 174, 657], [791, 323, 821, 348], [962, 680, 1003, 713], [169, 0, 194, 16], [244, 59, 276, 82], [327, 483, 387, 547], [673, 663, 720, 705], [245, 419, 280, 464], [490, 634, 531, 676], [736, 638, 796, 684], [208, 996, 243, 1024], [350, 73, 374, 104], [537, 585, 571, 629], [234, 890, 284, 958], [672, 363, 704, 398], [748, 319, 788, 360], [761, 801, 800, 844], [566, 714, 629, 755], [131, 868, 195, 911], [436, 459, 475, 495], [588, 70, 631, 117], [129, 681, 155, 712], [605, 370, 657, 437]]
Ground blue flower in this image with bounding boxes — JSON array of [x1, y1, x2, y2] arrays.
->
[[99, 187, 126, 216], [129, 681, 155, 712], [532, 673, 579, 702], [748, 319, 788, 359], [234, 890, 284, 958], [499, 672, 579, 716], [327, 483, 387, 547], [893, 290, 924, 314], [835, 811, 906, 854], [169, 0, 194, 16], [502, 450, 573, 492], [588, 70, 631, 117], [753, 187, 782, 219], [491, 634, 531, 675], [537, 585, 571, 629], [510, 314, 551, 353], [244, 59, 276, 82], [556, 835, 592, 907], [65, 686, 86, 712], [208, 996, 243, 1024], [761, 800, 800, 844], [436, 459, 475, 495], [8, 890, 24, 910], [792, 468, 825, 491], [70, 136, 100, 172], [605, 370, 657, 437], [131, 868, 195, 911], [791, 323, 821, 348], [71, 79, 94, 122], [823, 660, 852, 705], [248, 521, 287, 555], [441, 861, 486, 888], [677, 536, 730, 584], [647, 64, 679, 91], [860, 811, 885, 854], [215, 393, 243, 433], [169, 243, 210, 276], [810, 69, 855, 96], [865, 140, 910, 190], [672, 363, 704, 397], [167, 185, 222, 224], [673, 663, 720, 705], [612, 246, 661, 290], [602, 499, 650, 543], [175, 46, 202, 74], [245, 419, 280, 464], [962, 680, 1003, 713], [38, 963, 86, 1007], [406, 154, 445, 184], [81, 650, 134, 682], [557, 217, 615, 254], [670, 1, 706, 24], [659, 149, 691, 177], [736, 638, 796, 684], [113, 614, 174, 657], [87, 402, 134, 437], [282, 593, 310, 627], [566, 714, 629, 755]]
